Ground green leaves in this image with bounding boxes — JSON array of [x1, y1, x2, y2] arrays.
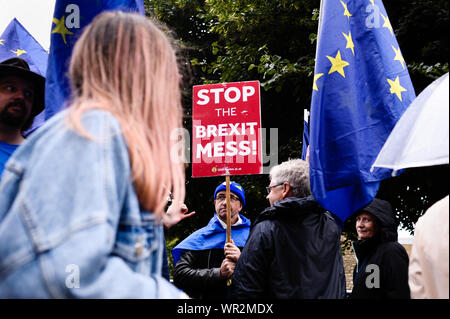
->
[[211, 41, 220, 55], [193, 0, 319, 90], [408, 62, 449, 80]]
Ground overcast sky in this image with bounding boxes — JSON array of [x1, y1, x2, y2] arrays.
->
[[0, 0, 56, 50]]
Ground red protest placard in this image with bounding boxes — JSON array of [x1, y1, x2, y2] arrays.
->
[[192, 81, 262, 178]]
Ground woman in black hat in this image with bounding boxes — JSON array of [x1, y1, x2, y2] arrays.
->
[[350, 198, 410, 299]]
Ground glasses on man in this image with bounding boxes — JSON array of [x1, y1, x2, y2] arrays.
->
[[216, 194, 240, 202], [265, 182, 285, 194]]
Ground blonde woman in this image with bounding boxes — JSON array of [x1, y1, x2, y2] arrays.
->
[[0, 11, 187, 298]]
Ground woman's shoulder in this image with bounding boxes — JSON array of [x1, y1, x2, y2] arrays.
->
[[78, 109, 122, 135], [11, 109, 127, 170], [378, 241, 408, 260], [26, 109, 121, 141]]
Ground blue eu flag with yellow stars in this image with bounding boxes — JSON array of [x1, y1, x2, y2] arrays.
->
[[0, 18, 48, 75], [45, 0, 145, 120], [0, 18, 49, 135], [309, 0, 416, 223]]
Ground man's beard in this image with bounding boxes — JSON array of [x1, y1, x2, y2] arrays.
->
[[0, 100, 29, 128]]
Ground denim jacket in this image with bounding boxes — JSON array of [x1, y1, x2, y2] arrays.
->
[[0, 109, 183, 298]]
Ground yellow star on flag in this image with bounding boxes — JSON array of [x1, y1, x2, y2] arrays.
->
[[340, 1, 352, 20], [52, 16, 73, 45], [313, 73, 324, 91], [342, 32, 355, 56], [370, 0, 375, 5], [381, 13, 394, 36], [11, 49, 27, 56], [387, 76, 407, 101], [0, 39, 5, 46], [392, 45, 405, 69], [327, 50, 350, 78]]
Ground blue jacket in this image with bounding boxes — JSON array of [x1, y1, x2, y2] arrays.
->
[[0, 109, 183, 298]]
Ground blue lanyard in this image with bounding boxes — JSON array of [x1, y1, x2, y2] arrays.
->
[[353, 258, 368, 285]]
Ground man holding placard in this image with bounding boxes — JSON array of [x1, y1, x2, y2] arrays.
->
[[172, 181, 250, 299], [177, 80, 260, 298]]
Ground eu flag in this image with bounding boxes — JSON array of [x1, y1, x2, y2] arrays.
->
[[309, 0, 416, 223], [45, 0, 145, 120], [0, 18, 48, 135]]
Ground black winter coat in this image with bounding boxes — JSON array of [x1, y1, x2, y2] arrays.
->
[[173, 248, 240, 299], [351, 198, 410, 299], [230, 196, 346, 299]]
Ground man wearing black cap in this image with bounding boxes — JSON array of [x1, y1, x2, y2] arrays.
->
[[0, 58, 45, 177]]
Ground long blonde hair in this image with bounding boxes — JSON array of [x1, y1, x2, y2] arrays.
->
[[67, 11, 185, 216]]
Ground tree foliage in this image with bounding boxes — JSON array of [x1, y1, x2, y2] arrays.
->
[[144, 0, 449, 249]]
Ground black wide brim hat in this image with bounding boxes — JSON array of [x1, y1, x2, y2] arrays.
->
[[0, 57, 45, 117]]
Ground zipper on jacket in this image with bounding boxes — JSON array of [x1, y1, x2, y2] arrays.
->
[[351, 241, 360, 285], [351, 241, 359, 271]]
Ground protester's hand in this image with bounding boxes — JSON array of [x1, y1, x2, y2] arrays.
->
[[224, 240, 241, 262], [162, 202, 195, 229], [220, 258, 236, 279]]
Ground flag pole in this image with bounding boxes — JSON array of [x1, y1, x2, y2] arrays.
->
[[225, 175, 232, 243], [225, 175, 232, 286], [316, 0, 324, 56]]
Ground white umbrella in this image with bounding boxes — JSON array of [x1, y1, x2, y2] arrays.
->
[[372, 72, 449, 176]]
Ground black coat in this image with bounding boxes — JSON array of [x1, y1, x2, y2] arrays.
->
[[350, 198, 410, 299], [172, 248, 239, 299], [230, 196, 346, 299]]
